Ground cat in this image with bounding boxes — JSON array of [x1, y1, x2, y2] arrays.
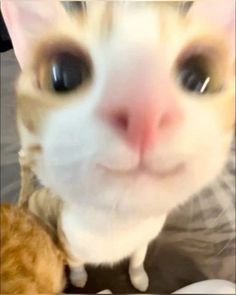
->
[[1, 0, 235, 292], [0, 203, 65, 294]]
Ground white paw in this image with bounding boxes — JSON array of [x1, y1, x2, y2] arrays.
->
[[129, 266, 149, 292], [70, 266, 88, 288]]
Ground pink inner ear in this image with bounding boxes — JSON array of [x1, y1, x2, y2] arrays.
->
[[189, 0, 235, 55], [1, 1, 24, 68], [190, 0, 235, 32], [1, 0, 68, 69]]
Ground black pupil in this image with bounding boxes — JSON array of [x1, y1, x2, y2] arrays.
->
[[51, 53, 87, 92], [180, 57, 210, 94]]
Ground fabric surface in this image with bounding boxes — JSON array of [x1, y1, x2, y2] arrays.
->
[[1, 50, 20, 203], [0, 13, 235, 291], [161, 141, 235, 283], [173, 280, 236, 294]]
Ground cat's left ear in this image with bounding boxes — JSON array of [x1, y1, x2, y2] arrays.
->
[[188, 0, 235, 53], [1, 0, 68, 68]]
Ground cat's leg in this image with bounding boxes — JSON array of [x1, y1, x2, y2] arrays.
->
[[129, 244, 149, 292], [68, 261, 88, 288], [57, 216, 88, 288]]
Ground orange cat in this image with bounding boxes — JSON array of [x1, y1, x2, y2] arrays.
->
[[0, 204, 65, 294]]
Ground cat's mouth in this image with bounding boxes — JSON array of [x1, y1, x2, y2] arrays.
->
[[99, 162, 185, 179]]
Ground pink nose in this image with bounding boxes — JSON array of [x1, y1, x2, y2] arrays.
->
[[99, 61, 182, 152], [99, 86, 183, 153]]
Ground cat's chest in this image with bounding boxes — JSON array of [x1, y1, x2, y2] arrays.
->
[[60, 204, 166, 264]]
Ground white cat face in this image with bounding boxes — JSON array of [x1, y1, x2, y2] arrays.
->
[[3, 1, 234, 215]]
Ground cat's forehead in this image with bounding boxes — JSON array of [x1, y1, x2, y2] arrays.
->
[[73, 2, 180, 43], [27, 2, 185, 75], [62, 2, 229, 71]]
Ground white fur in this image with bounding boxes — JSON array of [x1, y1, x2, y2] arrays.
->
[[69, 264, 88, 288], [129, 244, 149, 291], [20, 5, 233, 291], [61, 203, 166, 265]]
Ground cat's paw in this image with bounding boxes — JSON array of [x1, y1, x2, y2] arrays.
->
[[70, 266, 88, 288], [129, 266, 149, 292]]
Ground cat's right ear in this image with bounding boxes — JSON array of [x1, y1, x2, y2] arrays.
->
[[1, 0, 68, 68], [188, 0, 235, 54]]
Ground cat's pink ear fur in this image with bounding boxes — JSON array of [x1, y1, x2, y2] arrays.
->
[[189, 0, 235, 52], [1, 0, 67, 68]]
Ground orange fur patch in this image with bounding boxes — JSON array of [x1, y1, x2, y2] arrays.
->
[[0, 204, 65, 294]]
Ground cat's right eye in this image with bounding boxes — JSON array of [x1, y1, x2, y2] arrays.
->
[[39, 50, 91, 94], [176, 48, 224, 96], [177, 55, 211, 95]]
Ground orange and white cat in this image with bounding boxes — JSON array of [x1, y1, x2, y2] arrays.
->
[[2, 0, 235, 291]]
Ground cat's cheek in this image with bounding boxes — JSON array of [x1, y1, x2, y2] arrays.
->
[[182, 106, 232, 190]]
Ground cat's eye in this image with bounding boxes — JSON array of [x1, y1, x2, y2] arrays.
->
[[178, 55, 212, 94], [50, 52, 91, 93], [38, 48, 91, 94]]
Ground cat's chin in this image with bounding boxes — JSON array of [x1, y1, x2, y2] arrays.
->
[[36, 134, 230, 216], [37, 160, 192, 217]]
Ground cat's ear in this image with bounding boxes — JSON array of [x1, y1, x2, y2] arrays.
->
[[1, 0, 68, 68], [188, 0, 235, 52]]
